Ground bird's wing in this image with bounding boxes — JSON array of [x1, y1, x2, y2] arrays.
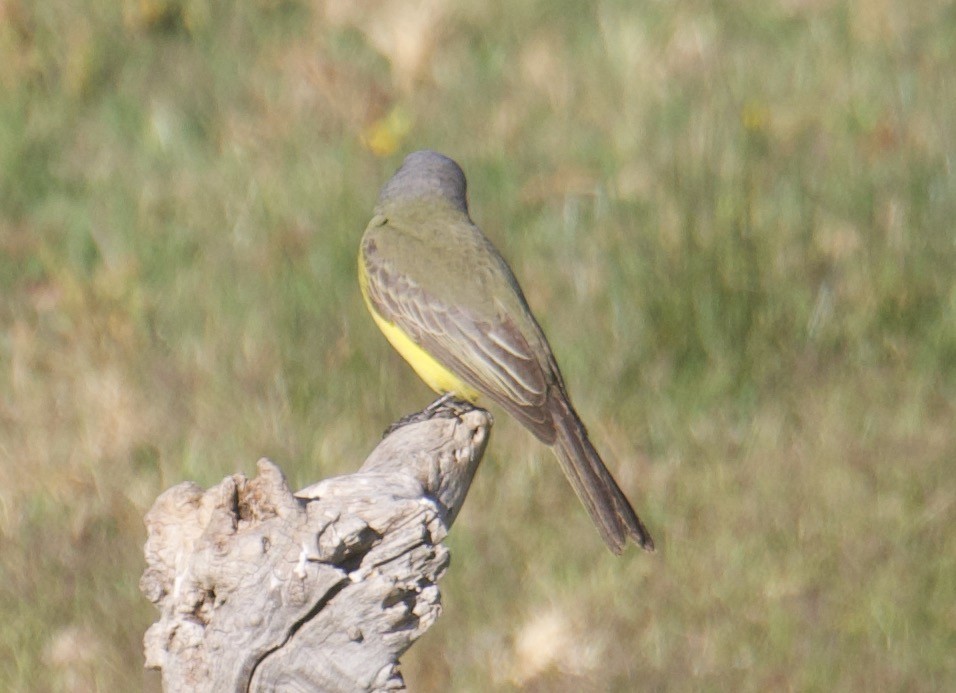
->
[[361, 223, 555, 442]]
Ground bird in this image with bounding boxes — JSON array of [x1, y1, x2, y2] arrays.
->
[[358, 150, 653, 554]]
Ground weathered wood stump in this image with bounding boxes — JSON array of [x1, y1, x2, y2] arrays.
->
[[140, 402, 491, 692]]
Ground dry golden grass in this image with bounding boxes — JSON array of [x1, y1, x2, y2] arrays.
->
[[1, 0, 954, 690]]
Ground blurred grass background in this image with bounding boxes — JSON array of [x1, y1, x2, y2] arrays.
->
[[1, 0, 954, 690]]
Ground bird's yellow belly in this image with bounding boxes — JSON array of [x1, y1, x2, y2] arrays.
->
[[364, 297, 481, 403]]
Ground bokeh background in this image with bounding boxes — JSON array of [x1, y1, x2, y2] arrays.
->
[[2, 0, 954, 690]]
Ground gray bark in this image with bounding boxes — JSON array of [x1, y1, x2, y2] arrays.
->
[[140, 402, 491, 692]]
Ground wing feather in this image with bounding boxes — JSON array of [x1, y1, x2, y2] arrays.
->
[[362, 231, 554, 441]]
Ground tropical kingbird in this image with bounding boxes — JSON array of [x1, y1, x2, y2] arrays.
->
[[359, 150, 654, 554]]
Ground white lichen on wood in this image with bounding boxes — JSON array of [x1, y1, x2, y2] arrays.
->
[[140, 403, 491, 692]]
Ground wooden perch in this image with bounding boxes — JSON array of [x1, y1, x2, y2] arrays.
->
[[140, 402, 492, 692]]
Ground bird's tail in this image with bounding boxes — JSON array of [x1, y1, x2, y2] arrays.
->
[[549, 395, 654, 554]]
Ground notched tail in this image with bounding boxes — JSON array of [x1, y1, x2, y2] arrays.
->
[[549, 397, 655, 554]]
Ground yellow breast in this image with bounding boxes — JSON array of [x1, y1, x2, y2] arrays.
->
[[359, 253, 481, 402]]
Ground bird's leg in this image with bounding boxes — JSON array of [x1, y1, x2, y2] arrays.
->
[[425, 392, 456, 411], [382, 393, 481, 437]]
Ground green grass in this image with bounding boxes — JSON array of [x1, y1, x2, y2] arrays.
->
[[1, 0, 954, 690]]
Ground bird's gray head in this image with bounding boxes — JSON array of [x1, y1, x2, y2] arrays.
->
[[376, 150, 469, 213]]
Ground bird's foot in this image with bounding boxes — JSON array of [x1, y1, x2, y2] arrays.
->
[[382, 394, 480, 437]]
